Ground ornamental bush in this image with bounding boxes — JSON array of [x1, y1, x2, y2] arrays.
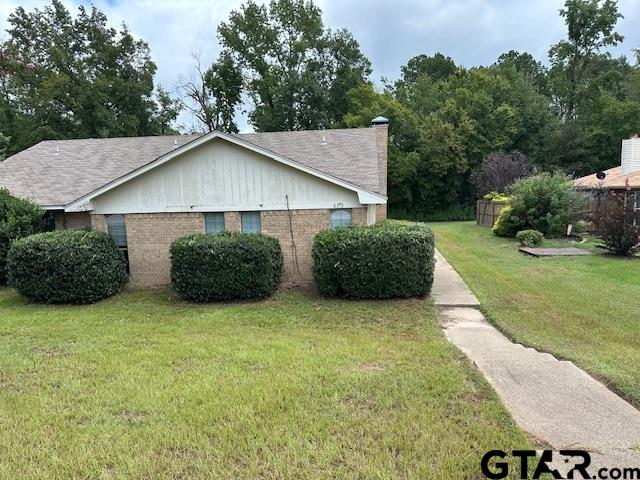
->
[[483, 191, 509, 202], [7, 230, 127, 304], [170, 233, 283, 302], [592, 191, 640, 256], [493, 173, 587, 238], [516, 229, 544, 247], [0, 188, 45, 284], [312, 220, 435, 299], [492, 205, 520, 237]]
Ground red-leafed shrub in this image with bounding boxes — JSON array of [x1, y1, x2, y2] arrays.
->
[[592, 191, 640, 256]]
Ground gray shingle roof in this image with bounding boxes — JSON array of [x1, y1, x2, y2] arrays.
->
[[0, 127, 383, 207]]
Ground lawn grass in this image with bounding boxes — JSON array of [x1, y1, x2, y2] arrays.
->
[[431, 221, 640, 407], [0, 287, 531, 479]]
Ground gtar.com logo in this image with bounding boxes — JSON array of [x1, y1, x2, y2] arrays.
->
[[481, 450, 640, 480]]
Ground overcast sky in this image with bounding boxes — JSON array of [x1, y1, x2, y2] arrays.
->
[[1, 0, 639, 131]]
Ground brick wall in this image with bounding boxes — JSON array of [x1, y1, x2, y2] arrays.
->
[[224, 211, 241, 232], [262, 209, 328, 286], [125, 213, 204, 288], [262, 207, 368, 286], [88, 207, 377, 289], [91, 214, 108, 233], [53, 212, 92, 230], [351, 206, 368, 226]]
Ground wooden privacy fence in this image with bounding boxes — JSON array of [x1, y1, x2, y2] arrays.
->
[[476, 199, 507, 227]]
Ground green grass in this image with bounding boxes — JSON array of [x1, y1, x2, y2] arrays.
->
[[431, 221, 640, 407], [0, 288, 531, 479]]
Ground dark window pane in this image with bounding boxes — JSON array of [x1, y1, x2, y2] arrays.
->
[[107, 214, 127, 247], [241, 211, 261, 233], [205, 212, 225, 233], [330, 209, 352, 228]]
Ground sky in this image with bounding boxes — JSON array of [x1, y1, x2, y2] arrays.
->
[[1, 0, 639, 131]]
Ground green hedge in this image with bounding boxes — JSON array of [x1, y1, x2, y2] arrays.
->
[[390, 205, 475, 222], [170, 233, 283, 302], [312, 220, 435, 299], [0, 188, 45, 284], [7, 230, 127, 304]]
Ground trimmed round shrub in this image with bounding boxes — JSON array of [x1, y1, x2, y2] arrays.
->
[[516, 229, 544, 247], [7, 230, 127, 304], [170, 233, 283, 302], [312, 220, 435, 299]]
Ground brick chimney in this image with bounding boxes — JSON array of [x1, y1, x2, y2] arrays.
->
[[371, 116, 389, 196]]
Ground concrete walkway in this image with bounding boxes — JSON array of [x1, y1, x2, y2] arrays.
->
[[433, 249, 640, 470]]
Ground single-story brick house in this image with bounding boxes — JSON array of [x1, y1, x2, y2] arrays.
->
[[0, 118, 389, 287]]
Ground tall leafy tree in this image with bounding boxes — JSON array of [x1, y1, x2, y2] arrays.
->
[[548, 0, 624, 122], [494, 50, 548, 95], [542, 0, 639, 174], [399, 53, 457, 85], [152, 86, 182, 135], [1, 0, 169, 155], [218, 0, 371, 131], [344, 84, 423, 210]]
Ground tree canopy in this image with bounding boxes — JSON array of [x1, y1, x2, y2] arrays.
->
[[1, 0, 638, 222], [218, 0, 371, 131], [345, 0, 639, 219], [0, 0, 180, 155]]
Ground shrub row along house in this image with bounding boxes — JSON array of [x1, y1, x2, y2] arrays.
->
[[0, 118, 389, 288]]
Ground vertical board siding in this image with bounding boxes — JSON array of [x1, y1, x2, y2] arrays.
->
[[92, 138, 363, 214]]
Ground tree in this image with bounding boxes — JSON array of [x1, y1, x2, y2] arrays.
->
[[399, 53, 457, 84], [343, 56, 557, 218], [470, 151, 531, 197], [343, 84, 422, 210], [548, 0, 624, 122], [494, 50, 548, 94], [218, 0, 371, 131], [0, 132, 9, 160], [152, 86, 182, 135], [1, 0, 163, 155], [177, 52, 243, 133]]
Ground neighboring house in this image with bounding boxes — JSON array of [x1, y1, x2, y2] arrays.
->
[[0, 118, 389, 288], [575, 134, 640, 201]]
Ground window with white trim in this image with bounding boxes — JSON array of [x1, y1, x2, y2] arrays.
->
[[205, 212, 225, 233], [330, 209, 352, 228], [241, 211, 261, 233]]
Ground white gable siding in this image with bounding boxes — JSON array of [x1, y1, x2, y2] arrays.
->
[[91, 138, 362, 214]]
